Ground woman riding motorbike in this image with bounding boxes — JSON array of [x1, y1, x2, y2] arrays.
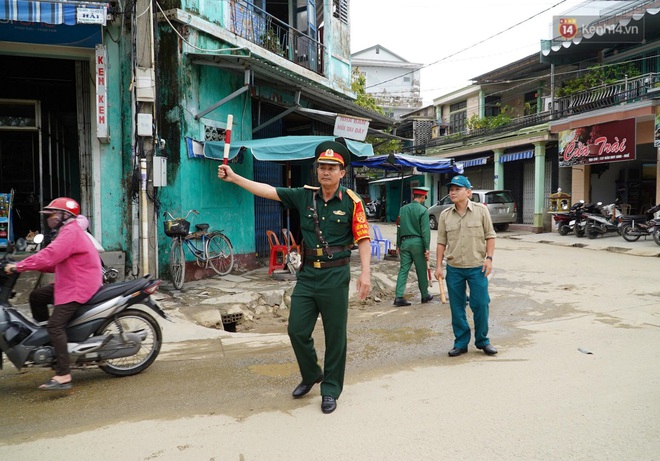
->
[[3, 197, 103, 390]]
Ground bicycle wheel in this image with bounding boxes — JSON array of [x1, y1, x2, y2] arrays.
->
[[206, 233, 234, 276], [169, 237, 185, 289]]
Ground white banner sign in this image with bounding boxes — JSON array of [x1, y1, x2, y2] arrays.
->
[[78, 7, 107, 26], [333, 115, 370, 141], [95, 45, 109, 143]]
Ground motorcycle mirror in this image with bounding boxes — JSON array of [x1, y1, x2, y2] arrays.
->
[[33, 234, 44, 244], [15, 238, 27, 251]]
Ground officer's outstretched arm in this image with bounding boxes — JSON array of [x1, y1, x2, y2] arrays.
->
[[218, 164, 280, 201]]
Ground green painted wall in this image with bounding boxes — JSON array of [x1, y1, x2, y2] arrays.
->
[[98, 28, 132, 257], [156, 28, 259, 271]]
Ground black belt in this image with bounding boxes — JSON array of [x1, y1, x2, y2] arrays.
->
[[400, 235, 421, 241], [304, 246, 350, 257], [304, 258, 350, 269]]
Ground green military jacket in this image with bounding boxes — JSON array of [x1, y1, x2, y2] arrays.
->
[[396, 201, 431, 250], [276, 185, 369, 262]]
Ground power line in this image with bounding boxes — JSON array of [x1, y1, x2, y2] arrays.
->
[[365, 0, 579, 90]]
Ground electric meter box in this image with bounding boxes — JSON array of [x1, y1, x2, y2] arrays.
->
[[153, 156, 167, 187]]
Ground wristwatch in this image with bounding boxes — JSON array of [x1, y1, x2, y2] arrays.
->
[[485, 256, 493, 261]]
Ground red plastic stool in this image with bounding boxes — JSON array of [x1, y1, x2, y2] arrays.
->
[[266, 230, 288, 275]]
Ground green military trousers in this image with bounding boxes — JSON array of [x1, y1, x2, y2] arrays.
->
[[288, 263, 350, 400], [395, 237, 429, 299]]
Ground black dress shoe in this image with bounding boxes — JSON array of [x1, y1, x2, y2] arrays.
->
[[448, 347, 468, 357], [478, 344, 498, 355], [421, 294, 434, 303], [393, 297, 411, 307], [292, 375, 323, 398], [321, 395, 337, 414]]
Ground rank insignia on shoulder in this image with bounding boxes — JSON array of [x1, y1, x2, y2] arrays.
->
[[333, 210, 346, 216]]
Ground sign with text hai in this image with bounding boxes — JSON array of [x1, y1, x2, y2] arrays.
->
[[333, 115, 370, 141]]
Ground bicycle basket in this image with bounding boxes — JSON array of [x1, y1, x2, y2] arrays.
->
[[164, 219, 190, 237]]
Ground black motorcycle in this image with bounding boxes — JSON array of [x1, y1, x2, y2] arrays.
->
[[618, 204, 660, 242], [0, 238, 169, 377], [574, 202, 603, 238], [552, 201, 585, 236]]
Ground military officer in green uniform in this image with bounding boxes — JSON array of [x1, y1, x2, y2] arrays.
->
[[217, 140, 371, 414], [394, 187, 433, 306]]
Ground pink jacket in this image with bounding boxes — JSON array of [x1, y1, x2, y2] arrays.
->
[[17, 220, 103, 305]]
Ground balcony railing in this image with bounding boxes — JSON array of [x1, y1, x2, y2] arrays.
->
[[229, 0, 324, 74], [417, 72, 660, 153]]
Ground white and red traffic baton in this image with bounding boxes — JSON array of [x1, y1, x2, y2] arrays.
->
[[223, 114, 233, 165]]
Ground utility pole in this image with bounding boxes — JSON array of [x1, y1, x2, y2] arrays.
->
[[134, 0, 156, 276]]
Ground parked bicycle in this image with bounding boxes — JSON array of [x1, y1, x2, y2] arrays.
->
[[164, 210, 234, 289]]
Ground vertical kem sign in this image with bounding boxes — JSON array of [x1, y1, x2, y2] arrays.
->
[[96, 44, 109, 142]]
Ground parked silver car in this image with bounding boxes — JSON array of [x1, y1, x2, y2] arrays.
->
[[428, 189, 518, 232]]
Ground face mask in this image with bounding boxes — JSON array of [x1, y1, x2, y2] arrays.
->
[[47, 214, 62, 229]]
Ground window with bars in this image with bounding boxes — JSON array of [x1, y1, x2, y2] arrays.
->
[[333, 0, 348, 24]]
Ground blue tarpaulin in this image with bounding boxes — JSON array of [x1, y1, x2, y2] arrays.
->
[[0, 0, 91, 25], [352, 153, 463, 174], [203, 135, 374, 164]]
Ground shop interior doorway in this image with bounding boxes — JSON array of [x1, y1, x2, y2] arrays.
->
[[0, 55, 81, 240]]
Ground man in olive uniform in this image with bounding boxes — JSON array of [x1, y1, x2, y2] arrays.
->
[[394, 187, 433, 306], [217, 140, 371, 414], [434, 175, 497, 357]]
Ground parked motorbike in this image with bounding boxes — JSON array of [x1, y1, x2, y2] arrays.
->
[[0, 237, 169, 377], [365, 199, 381, 220], [618, 204, 660, 242], [552, 201, 585, 235], [653, 220, 660, 247], [585, 202, 623, 239], [574, 202, 602, 238]]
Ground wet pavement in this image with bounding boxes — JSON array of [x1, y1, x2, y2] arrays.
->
[[155, 221, 660, 338]]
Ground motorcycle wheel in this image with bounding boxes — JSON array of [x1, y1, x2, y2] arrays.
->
[[97, 309, 162, 377], [621, 225, 641, 242], [575, 226, 585, 238], [587, 226, 600, 239], [653, 228, 660, 247], [429, 215, 438, 231], [559, 225, 570, 236]]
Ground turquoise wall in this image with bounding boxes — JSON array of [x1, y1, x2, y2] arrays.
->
[[156, 42, 259, 270], [98, 27, 131, 255]]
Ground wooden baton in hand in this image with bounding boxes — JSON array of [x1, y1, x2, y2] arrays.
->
[[223, 114, 233, 165]]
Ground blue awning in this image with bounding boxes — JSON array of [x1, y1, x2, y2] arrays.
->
[[203, 135, 374, 163], [352, 153, 462, 174], [0, 0, 107, 26], [457, 157, 489, 168], [500, 150, 534, 163]]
